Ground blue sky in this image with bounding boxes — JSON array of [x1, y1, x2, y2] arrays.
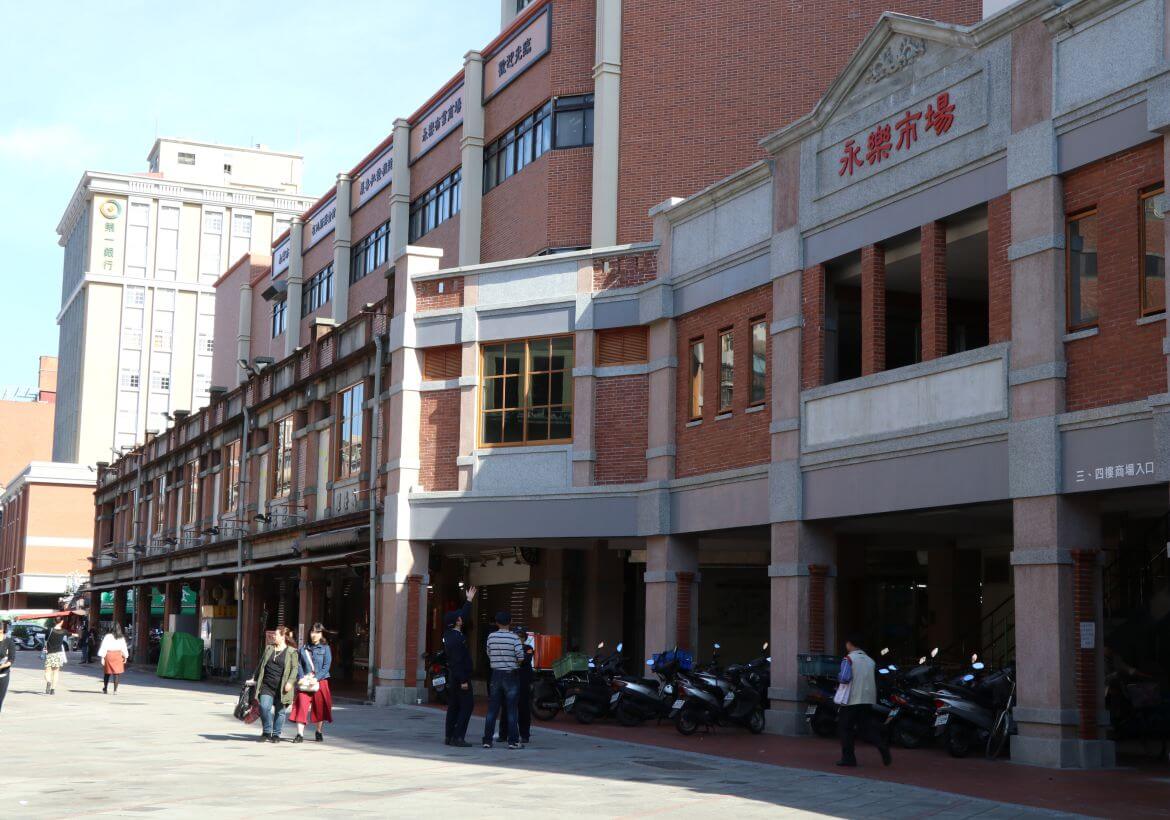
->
[[0, 1, 498, 387]]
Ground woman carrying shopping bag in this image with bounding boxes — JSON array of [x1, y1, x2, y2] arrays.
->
[[246, 626, 298, 743], [289, 623, 333, 743]]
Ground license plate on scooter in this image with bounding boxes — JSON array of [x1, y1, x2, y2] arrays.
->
[[671, 699, 685, 710], [805, 705, 817, 716], [432, 675, 446, 688], [564, 695, 577, 710], [934, 713, 949, 727]]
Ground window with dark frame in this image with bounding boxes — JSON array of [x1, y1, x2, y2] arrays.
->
[[271, 300, 287, 338], [480, 336, 573, 446], [351, 220, 390, 284], [152, 477, 165, 533], [273, 416, 293, 499], [484, 102, 552, 193], [302, 263, 334, 317], [337, 382, 365, 480], [223, 439, 240, 513], [1141, 187, 1166, 317], [178, 152, 195, 165], [1066, 210, 1099, 330], [185, 459, 200, 525], [689, 339, 704, 421], [718, 329, 734, 413], [554, 94, 594, 149], [750, 319, 767, 405], [409, 169, 462, 242]]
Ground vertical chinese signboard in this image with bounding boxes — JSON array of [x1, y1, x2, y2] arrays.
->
[[96, 198, 125, 275]]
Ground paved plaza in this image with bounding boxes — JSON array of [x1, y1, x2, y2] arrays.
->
[[0, 651, 1084, 819]]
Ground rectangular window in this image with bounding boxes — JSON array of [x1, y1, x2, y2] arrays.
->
[[409, 169, 462, 242], [152, 330, 173, 352], [271, 300, 287, 337], [119, 370, 140, 389], [553, 94, 595, 149], [125, 285, 146, 307], [150, 373, 171, 391], [750, 319, 767, 405], [126, 202, 150, 278], [484, 102, 552, 193], [185, 459, 200, 525], [152, 478, 165, 533], [302, 263, 333, 317], [1066, 211, 1099, 330], [480, 336, 573, 446], [223, 439, 240, 514], [178, 152, 196, 165], [273, 416, 293, 499], [156, 205, 179, 280], [1141, 188, 1165, 317], [351, 220, 391, 284], [337, 382, 365, 479], [229, 212, 252, 262], [689, 339, 704, 421], [199, 210, 223, 282], [718, 330, 734, 413]]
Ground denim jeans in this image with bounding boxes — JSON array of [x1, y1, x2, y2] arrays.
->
[[258, 692, 287, 737], [481, 670, 519, 745]]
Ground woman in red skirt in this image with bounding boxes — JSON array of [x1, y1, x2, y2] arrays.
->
[[290, 623, 333, 743]]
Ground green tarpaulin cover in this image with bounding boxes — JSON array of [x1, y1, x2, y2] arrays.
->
[[156, 631, 203, 680]]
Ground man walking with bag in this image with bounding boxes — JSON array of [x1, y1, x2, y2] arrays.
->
[[836, 635, 891, 767]]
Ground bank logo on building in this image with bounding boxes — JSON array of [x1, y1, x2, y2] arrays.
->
[[99, 200, 121, 220]]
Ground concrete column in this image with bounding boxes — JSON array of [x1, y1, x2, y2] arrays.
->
[[766, 521, 836, 735], [237, 280, 253, 384], [1011, 495, 1112, 767], [285, 217, 305, 356], [297, 564, 322, 646], [332, 173, 354, 324], [456, 279, 479, 490], [374, 539, 430, 704], [459, 51, 485, 267], [920, 221, 948, 361], [132, 585, 150, 661], [926, 544, 957, 651], [162, 580, 181, 630], [389, 120, 412, 259], [645, 320, 677, 479], [500, 0, 518, 29], [572, 322, 596, 486], [860, 244, 885, 376], [591, 0, 622, 247], [112, 587, 127, 628], [643, 536, 698, 656]]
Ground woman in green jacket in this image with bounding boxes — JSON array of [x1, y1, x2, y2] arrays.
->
[[246, 626, 299, 743]]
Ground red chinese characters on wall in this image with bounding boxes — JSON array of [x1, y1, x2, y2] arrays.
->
[[838, 92, 956, 177]]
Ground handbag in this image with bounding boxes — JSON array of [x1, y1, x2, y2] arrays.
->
[[296, 649, 319, 693], [833, 657, 852, 706], [234, 682, 256, 721]]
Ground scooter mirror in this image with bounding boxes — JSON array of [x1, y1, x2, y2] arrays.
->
[[971, 653, 979, 664], [646, 659, 654, 666], [714, 643, 721, 650], [962, 674, 975, 682], [616, 642, 623, 653], [766, 657, 772, 663], [972, 662, 985, 671], [930, 647, 939, 658], [880, 647, 889, 656], [598, 642, 605, 649], [762, 642, 769, 651], [918, 656, 927, 665], [879, 668, 889, 675]]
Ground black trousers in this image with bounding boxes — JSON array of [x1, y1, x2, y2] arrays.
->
[[498, 668, 531, 741], [0, 673, 8, 712], [839, 704, 887, 763], [445, 684, 474, 741]]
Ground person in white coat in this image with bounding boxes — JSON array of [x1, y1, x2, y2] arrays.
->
[[98, 624, 130, 694], [836, 635, 891, 767]]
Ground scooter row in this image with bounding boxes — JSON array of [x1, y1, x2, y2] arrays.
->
[[804, 648, 1016, 759], [529, 641, 773, 736]]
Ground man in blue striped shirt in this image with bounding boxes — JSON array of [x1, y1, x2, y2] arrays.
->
[[482, 611, 525, 749]]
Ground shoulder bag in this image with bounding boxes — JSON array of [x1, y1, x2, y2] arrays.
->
[[833, 657, 852, 706], [296, 648, 320, 693]]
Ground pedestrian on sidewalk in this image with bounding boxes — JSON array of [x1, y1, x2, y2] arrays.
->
[[836, 635, 891, 768], [99, 625, 129, 694], [42, 618, 69, 695], [497, 626, 533, 745], [290, 623, 334, 744], [443, 585, 477, 748], [246, 626, 298, 743], [0, 621, 14, 714], [81, 627, 97, 664], [481, 610, 525, 750]]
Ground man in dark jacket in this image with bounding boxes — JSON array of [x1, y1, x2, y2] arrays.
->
[[442, 585, 477, 747]]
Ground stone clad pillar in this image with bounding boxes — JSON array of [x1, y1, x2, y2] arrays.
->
[[285, 217, 306, 356], [389, 120, 412, 261], [591, 0, 622, 247], [860, 244, 885, 375], [332, 173, 354, 324], [237, 279, 252, 385], [643, 536, 698, 655], [920, 220, 948, 361], [459, 51, 485, 267]]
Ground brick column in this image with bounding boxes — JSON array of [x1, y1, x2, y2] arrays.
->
[[920, 221, 948, 361], [807, 565, 829, 653], [133, 585, 150, 661], [404, 574, 423, 688], [860, 245, 885, 375], [987, 194, 1012, 344], [644, 536, 698, 655], [112, 587, 127, 628], [800, 264, 826, 390], [675, 571, 695, 652], [240, 573, 267, 671]]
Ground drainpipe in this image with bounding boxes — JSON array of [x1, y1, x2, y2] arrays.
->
[[368, 329, 385, 702], [234, 403, 250, 681]]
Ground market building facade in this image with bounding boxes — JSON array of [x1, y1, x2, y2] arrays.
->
[[83, 0, 1170, 770]]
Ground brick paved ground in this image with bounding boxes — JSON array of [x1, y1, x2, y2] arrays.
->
[[0, 651, 1090, 818]]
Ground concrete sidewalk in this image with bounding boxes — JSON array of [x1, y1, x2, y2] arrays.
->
[[1, 651, 1079, 818]]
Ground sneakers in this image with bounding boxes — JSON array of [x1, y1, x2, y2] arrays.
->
[[292, 735, 304, 744], [257, 734, 269, 743], [507, 742, 523, 750], [315, 731, 324, 743], [44, 683, 50, 695], [482, 742, 492, 749], [269, 735, 282, 743]]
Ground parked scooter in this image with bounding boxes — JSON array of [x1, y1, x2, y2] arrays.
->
[[883, 647, 944, 749], [933, 657, 1015, 758], [563, 642, 624, 724], [671, 642, 770, 735], [610, 650, 687, 726], [424, 649, 450, 706]]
